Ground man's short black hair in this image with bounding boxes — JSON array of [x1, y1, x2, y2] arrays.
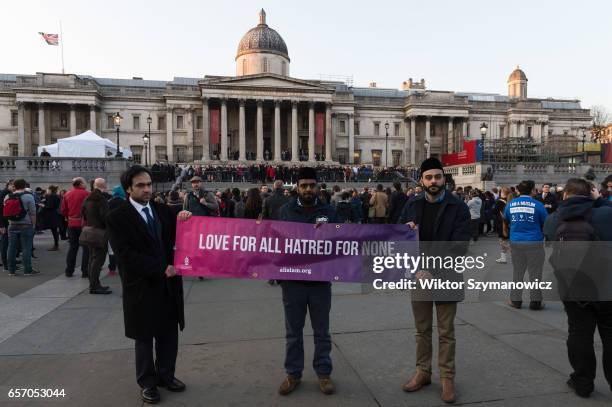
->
[[121, 165, 152, 191], [13, 179, 26, 190], [517, 180, 535, 196]]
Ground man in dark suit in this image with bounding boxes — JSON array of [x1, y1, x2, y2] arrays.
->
[[536, 183, 559, 214], [106, 165, 191, 404]]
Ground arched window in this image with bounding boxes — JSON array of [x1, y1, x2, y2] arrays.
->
[[263, 58, 268, 73]]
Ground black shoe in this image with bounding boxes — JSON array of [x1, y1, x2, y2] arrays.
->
[[567, 378, 592, 398], [529, 301, 545, 311], [160, 377, 186, 392], [90, 287, 112, 295], [141, 387, 160, 404], [81, 274, 89, 278], [65, 272, 73, 277]]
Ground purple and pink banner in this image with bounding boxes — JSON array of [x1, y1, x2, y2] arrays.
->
[[174, 217, 418, 283]]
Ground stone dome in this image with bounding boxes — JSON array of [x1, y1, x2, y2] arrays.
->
[[508, 66, 527, 82], [236, 9, 289, 61]]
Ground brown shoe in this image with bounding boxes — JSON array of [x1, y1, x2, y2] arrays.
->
[[318, 376, 335, 395], [440, 378, 456, 403], [402, 370, 431, 392], [278, 375, 300, 396]]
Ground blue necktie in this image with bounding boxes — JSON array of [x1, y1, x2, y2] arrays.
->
[[142, 207, 157, 241]]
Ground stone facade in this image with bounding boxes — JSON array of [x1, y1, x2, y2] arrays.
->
[[0, 11, 592, 166]]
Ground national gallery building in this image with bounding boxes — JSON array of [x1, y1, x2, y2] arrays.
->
[[0, 9, 592, 166]]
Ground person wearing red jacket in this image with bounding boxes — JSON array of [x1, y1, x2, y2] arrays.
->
[[60, 177, 90, 277]]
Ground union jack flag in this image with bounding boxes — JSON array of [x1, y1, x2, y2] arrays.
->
[[38, 32, 59, 46]]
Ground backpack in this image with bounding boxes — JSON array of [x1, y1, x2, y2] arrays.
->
[[549, 206, 599, 301], [3, 192, 28, 221]]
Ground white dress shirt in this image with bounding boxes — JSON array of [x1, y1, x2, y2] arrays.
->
[[129, 197, 154, 224]]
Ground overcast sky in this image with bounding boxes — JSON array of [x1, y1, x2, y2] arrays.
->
[[2, 0, 610, 112]]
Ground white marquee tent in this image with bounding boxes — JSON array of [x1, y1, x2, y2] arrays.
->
[[37, 130, 132, 158]]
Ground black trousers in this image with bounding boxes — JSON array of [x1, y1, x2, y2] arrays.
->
[[65, 227, 89, 276], [135, 326, 179, 389], [564, 301, 612, 393], [281, 281, 332, 379]]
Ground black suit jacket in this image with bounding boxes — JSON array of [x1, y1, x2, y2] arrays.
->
[[106, 200, 184, 340]]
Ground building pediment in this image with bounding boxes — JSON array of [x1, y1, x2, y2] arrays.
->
[[203, 74, 331, 91]]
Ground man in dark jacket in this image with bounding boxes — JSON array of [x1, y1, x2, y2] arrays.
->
[[388, 181, 408, 223], [277, 167, 338, 397], [536, 183, 559, 214], [543, 177, 612, 398], [183, 176, 218, 216], [398, 157, 471, 404], [263, 180, 289, 221], [106, 165, 192, 404], [82, 178, 111, 294]]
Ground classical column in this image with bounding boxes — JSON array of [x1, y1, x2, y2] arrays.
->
[[510, 120, 516, 138], [220, 98, 228, 161], [410, 117, 416, 165], [201, 97, 210, 160], [403, 118, 410, 165], [89, 105, 96, 133], [447, 117, 454, 153], [325, 103, 332, 162], [461, 119, 468, 151], [69, 104, 77, 136], [238, 99, 246, 161], [274, 100, 281, 161], [518, 120, 524, 138], [348, 113, 355, 164], [308, 102, 315, 162], [256, 99, 263, 161], [187, 108, 194, 162], [17, 102, 26, 156], [291, 101, 298, 162], [425, 116, 431, 158], [38, 103, 46, 148], [166, 107, 174, 162], [543, 121, 549, 142]]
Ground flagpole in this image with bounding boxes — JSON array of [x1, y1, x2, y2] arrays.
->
[[59, 20, 65, 74]]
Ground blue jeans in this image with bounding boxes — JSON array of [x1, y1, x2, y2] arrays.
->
[[281, 281, 333, 379], [8, 224, 34, 274]]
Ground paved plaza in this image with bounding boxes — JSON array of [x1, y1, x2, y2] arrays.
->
[[1, 232, 611, 406]]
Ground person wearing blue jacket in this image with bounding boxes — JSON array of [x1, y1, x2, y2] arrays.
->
[[503, 180, 548, 310]]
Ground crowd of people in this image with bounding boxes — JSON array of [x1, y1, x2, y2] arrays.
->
[[1, 163, 611, 404], [150, 162, 418, 184]]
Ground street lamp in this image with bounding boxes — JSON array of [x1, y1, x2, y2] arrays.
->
[[113, 112, 123, 157], [142, 133, 149, 166], [424, 139, 430, 160], [582, 129, 587, 163], [480, 122, 488, 140], [384, 122, 389, 167]]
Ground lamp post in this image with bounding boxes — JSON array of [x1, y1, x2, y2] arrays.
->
[[384, 122, 389, 168], [113, 112, 123, 157], [582, 129, 587, 163], [424, 139, 430, 160], [142, 134, 149, 166], [146, 114, 152, 165], [480, 122, 488, 161]]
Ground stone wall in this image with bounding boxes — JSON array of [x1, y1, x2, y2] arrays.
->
[[0, 157, 130, 190]]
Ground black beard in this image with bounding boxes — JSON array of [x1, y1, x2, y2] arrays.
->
[[299, 193, 315, 206], [424, 185, 442, 195]]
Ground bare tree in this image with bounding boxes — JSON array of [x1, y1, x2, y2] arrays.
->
[[590, 105, 610, 141]]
